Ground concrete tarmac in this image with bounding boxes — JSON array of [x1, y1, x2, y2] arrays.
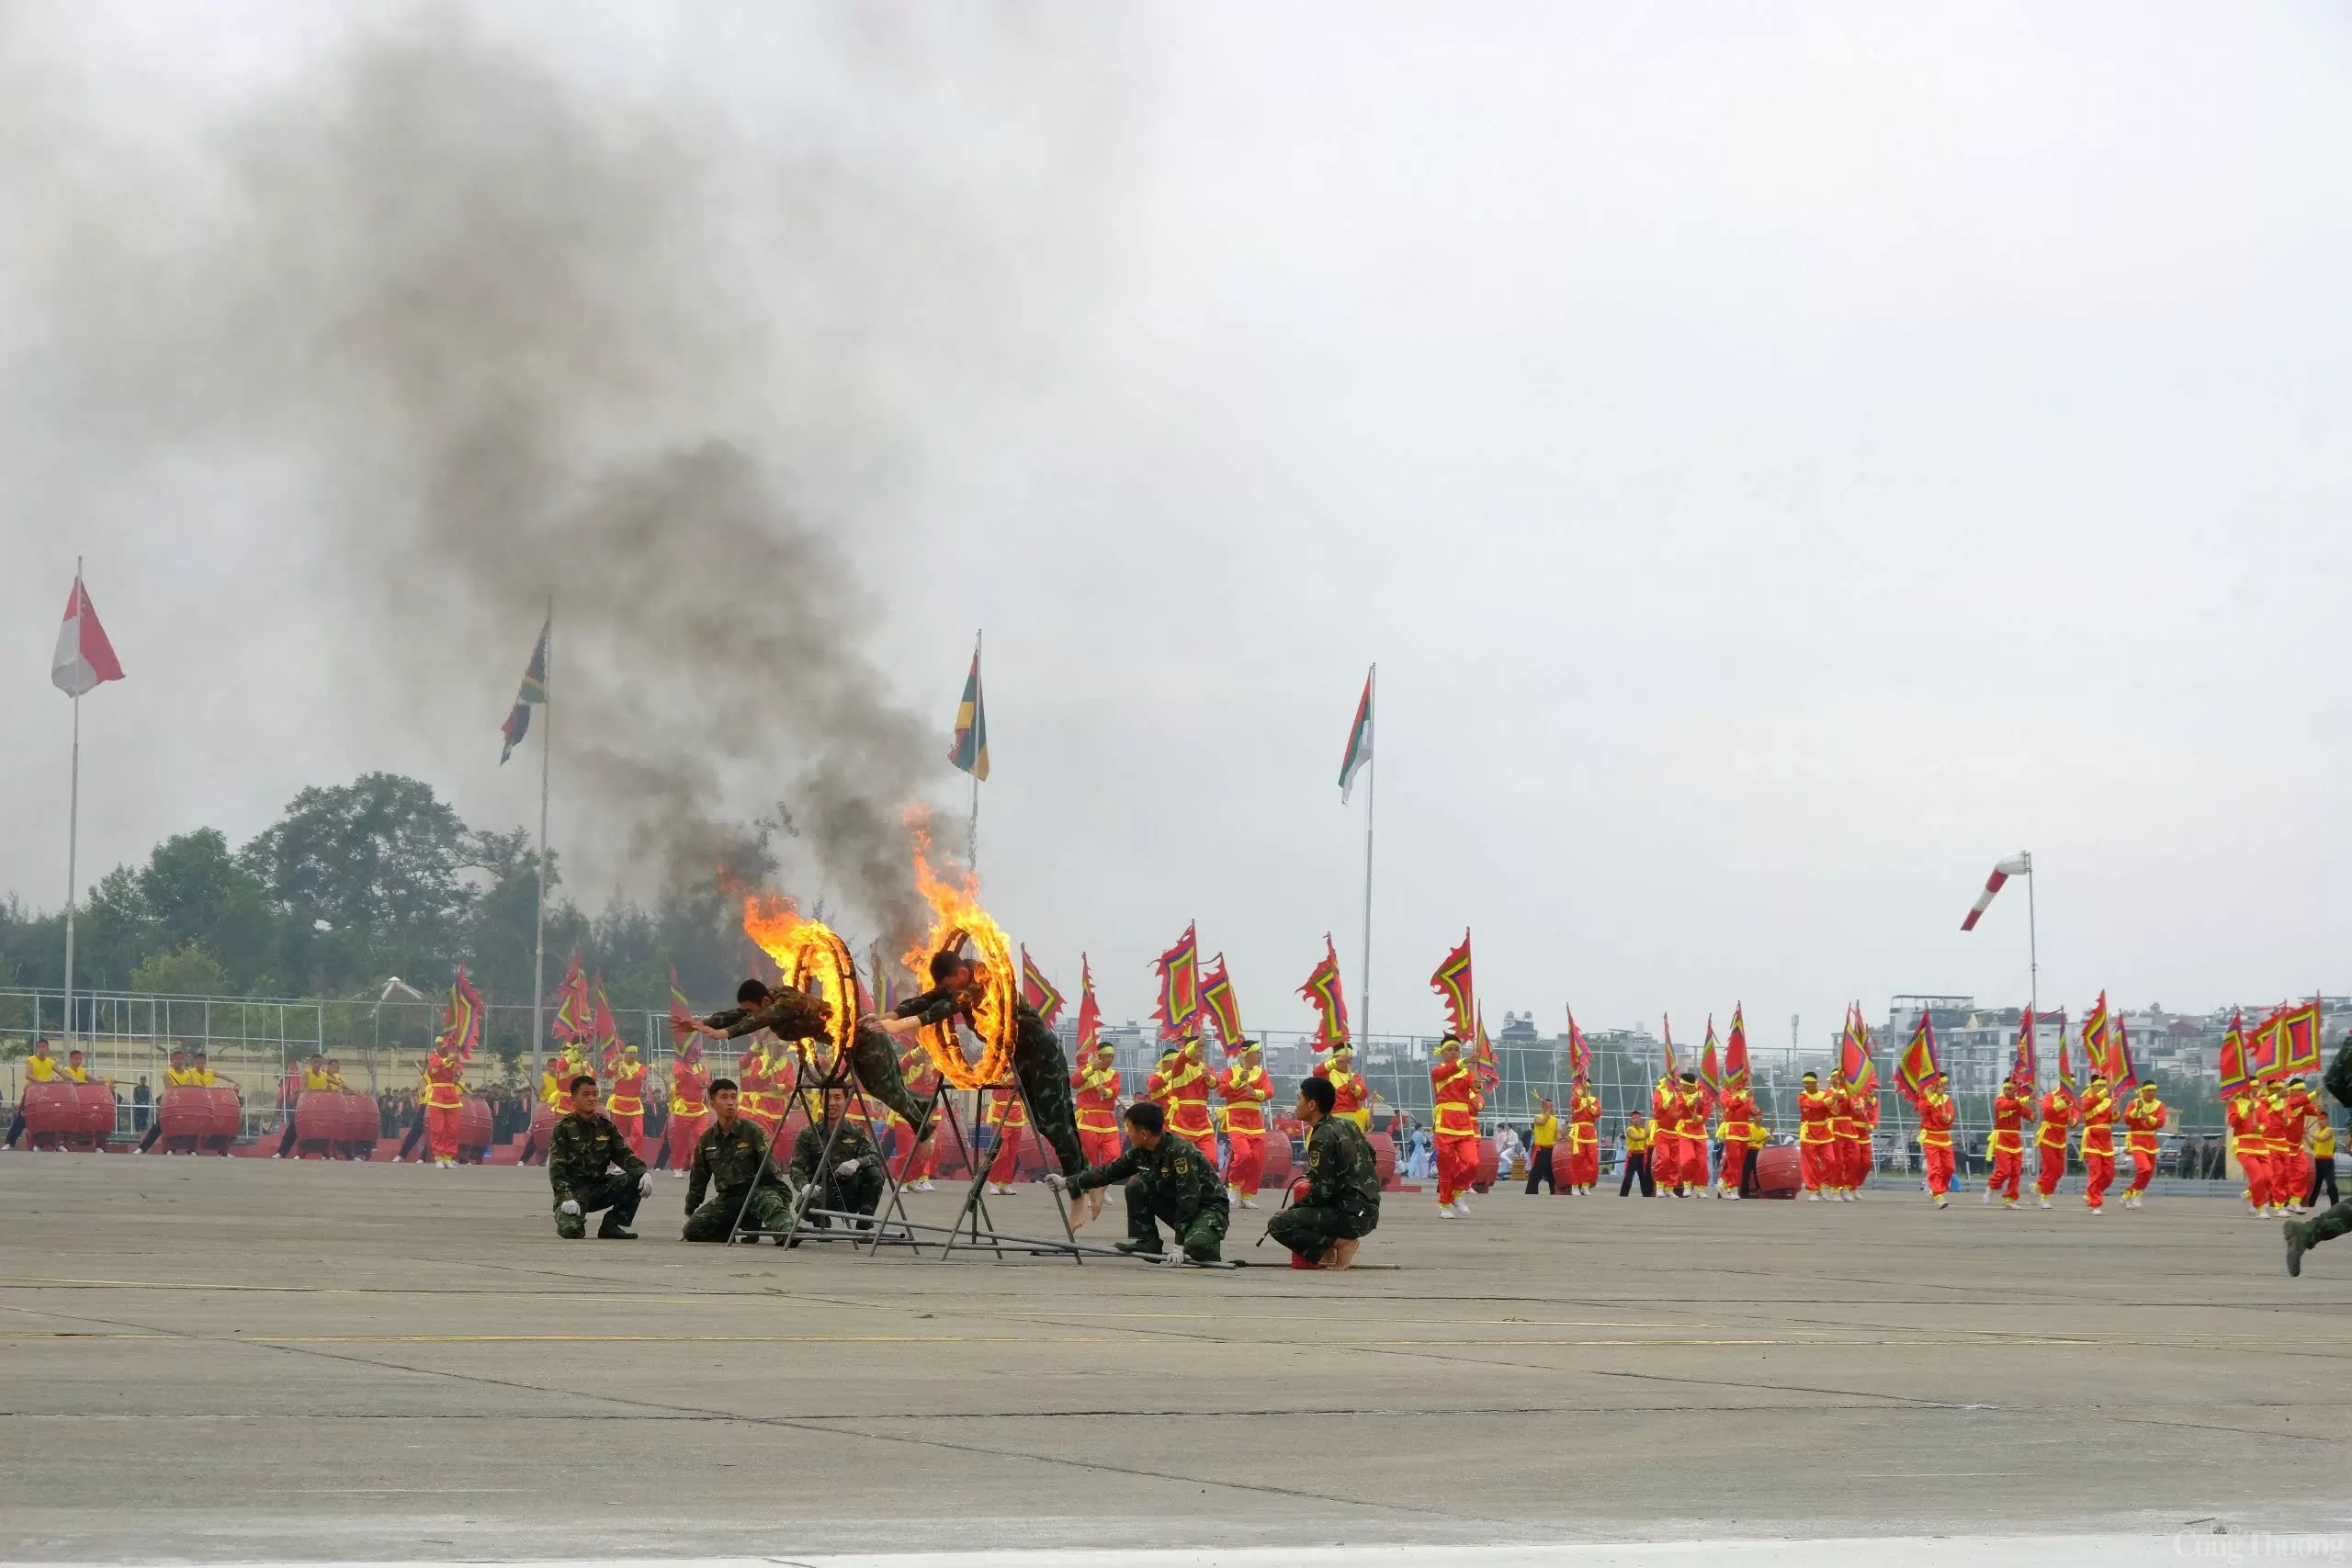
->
[[0, 1156, 2344, 1562]]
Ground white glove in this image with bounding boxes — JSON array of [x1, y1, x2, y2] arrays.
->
[[836, 1158, 862, 1177], [1042, 1172, 1069, 1195], [1157, 1248, 1185, 1268], [639, 1172, 655, 1196], [559, 1200, 582, 1216]]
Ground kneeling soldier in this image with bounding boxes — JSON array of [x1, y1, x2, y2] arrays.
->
[[786, 1086, 886, 1230], [548, 1076, 651, 1239], [1268, 1075, 1383, 1269], [1046, 1101, 1228, 1263], [683, 1078, 792, 1243]]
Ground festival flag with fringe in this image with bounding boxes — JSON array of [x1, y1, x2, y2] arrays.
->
[[1198, 954, 1245, 1053], [1700, 1017, 1723, 1097], [2111, 1016, 2140, 1095], [1472, 1004, 1500, 1092], [552, 954, 591, 1045], [1567, 1006, 1590, 1088], [437, 966, 484, 1061], [2011, 1009, 2038, 1087], [1723, 1004, 1750, 1092], [2280, 998, 2324, 1076], [592, 977, 627, 1076], [1020, 946, 1066, 1027], [1076, 954, 1102, 1051], [668, 965, 699, 1044], [2083, 991, 2114, 1081], [1299, 935, 1351, 1052], [1840, 1004, 1875, 1089], [2249, 1007, 2286, 1080], [2056, 1019, 2075, 1091], [1661, 1013, 1679, 1080], [2219, 1011, 2249, 1094], [1894, 1010, 1940, 1104], [1430, 931, 1475, 1042], [1153, 922, 1202, 1039]]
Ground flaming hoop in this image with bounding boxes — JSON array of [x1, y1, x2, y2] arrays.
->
[[741, 893, 860, 1065], [901, 823, 1018, 1092]]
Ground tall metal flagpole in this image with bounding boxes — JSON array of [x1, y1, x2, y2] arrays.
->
[[2025, 853, 2039, 1077], [968, 628, 982, 875], [62, 682, 80, 1053], [1360, 662, 1376, 1042], [531, 598, 552, 1085]]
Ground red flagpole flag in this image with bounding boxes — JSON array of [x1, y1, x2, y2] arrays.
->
[[1076, 954, 1102, 1051], [2082, 991, 2113, 1080], [2280, 998, 2323, 1076], [2112, 1017, 2140, 1095], [2011, 1008, 2038, 1087], [551, 954, 592, 1044], [1197, 953, 1245, 1053], [2056, 1019, 2075, 1091], [668, 965, 700, 1043], [2249, 1006, 2286, 1081], [1894, 1010, 1940, 1104], [1661, 1013, 1679, 1080], [1019, 945, 1066, 1027], [1299, 935, 1351, 1052], [1723, 1004, 1750, 1091], [437, 966, 484, 1062], [1153, 923, 1201, 1039], [1840, 1004, 1875, 1089], [1566, 1006, 1590, 1087], [1699, 1017, 1722, 1096], [592, 977, 626, 1075], [1471, 1004, 1500, 1091], [2218, 1011, 2249, 1094], [1429, 931, 1475, 1041], [51, 570, 125, 697]]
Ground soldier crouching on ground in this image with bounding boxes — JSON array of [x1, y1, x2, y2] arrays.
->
[[1268, 1075, 1383, 1270], [548, 1076, 651, 1239], [786, 1086, 886, 1233], [683, 1078, 793, 1244], [1045, 1101, 1228, 1264]]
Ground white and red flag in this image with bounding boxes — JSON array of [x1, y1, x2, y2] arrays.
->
[[51, 570, 124, 697], [1960, 852, 2031, 931]]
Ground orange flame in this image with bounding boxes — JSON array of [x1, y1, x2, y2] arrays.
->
[[736, 887, 858, 1065], [899, 808, 1018, 1092]]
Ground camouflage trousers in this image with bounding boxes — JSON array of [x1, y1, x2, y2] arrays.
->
[[1265, 1198, 1376, 1263], [554, 1174, 642, 1239], [799, 1166, 885, 1228], [1125, 1174, 1230, 1263], [839, 1026, 932, 1134], [683, 1184, 794, 1242], [1013, 1011, 1088, 1179], [2302, 1200, 2352, 1247]]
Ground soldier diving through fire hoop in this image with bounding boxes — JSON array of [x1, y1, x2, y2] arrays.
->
[[701, 978, 934, 1137]]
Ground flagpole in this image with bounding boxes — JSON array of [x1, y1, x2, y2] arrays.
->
[[2025, 855, 2038, 1083], [62, 683, 80, 1055], [531, 595, 552, 1087], [1360, 662, 1376, 1043], [968, 628, 982, 874]]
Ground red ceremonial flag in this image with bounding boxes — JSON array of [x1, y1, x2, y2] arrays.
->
[[1429, 931, 1475, 1042], [2249, 1006, 2286, 1081], [552, 954, 592, 1044], [2056, 1020, 2075, 1091], [1699, 1017, 1723, 1096], [1660, 1013, 1679, 1080], [1471, 1004, 1500, 1091], [1197, 953, 1245, 1053], [668, 965, 699, 1043], [1019, 945, 1066, 1027], [1076, 954, 1102, 1051], [2082, 991, 2113, 1080], [1153, 922, 1202, 1039], [2009, 1009, 2038, 1087], [1299, 935, 1351, 1052], [1894, 1009, 1940, 1104], [1566, 1006, 1590, 1088], [2111, 1016, 2140, 1096], [437, 966, 484, 1062], [51, 569, 125, 698], [2279, 998, 2323, 1076], [1840, 1004, 1875, 1090], [1723, 1004, 1750, 1092], [2218, 1011, 2249, 1094]]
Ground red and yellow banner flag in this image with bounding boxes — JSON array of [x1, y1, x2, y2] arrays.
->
[[592, 976, 627, 1075], [1299, 935, 1351, 1052], [2280, 998, 2323, 1076], [1840, 1004, 1875, 1089], [667, 965, 701, 1051], [2082, 991, 2113, 1080], [1699, 1017, 1723, 1096], [1661, 1012, 1679, 1080], [437, 966, 484, 1062], [552, 953, 591, 1044], [1198, 953, 1245, 1054], [1019, 945, 1066, 1027], [2011, 1009, 2038, 1087], [2111, 1016, 2139, 1095], [1723, 1004, 1750, 1091], [1076, 953, 1102, 1051], [1566, 1006, 1590, 1087], [1472, 1004, 1500, 1091], [2249, 1007, 2286, 1081], [2056, 1018, 2075, 1091], [1430, 931, 1475, 1042], [2219, 1011, 2249, 1093], [1894, 1009, 1940, 1103], [1153, 922, 1201, 1039]]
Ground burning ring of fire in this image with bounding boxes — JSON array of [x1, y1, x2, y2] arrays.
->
[[741, 895, 859, 1064], [904, 828, 1019, 1093]]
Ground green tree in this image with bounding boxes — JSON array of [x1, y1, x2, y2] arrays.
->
[[130, 942, 231, 997], [137, 829, 286, 992]]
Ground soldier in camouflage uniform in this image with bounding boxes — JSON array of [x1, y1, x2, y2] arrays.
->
[[710, 979, 933, 1139], [786, 1086, 888, 1230], [866, 951, 1086, 1179], [1267, 1076, 1382, 1269], [1046, 1101, 1229, 1262], [683, 1078, 794, 1243], [547, 1077, 651, 1239]]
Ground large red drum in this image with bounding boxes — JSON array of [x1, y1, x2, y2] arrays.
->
[[157, 1086, 242, 1153], [1367, 1131, 1398, 1190], [18, 1082, 115, 1148], [455, 1094, 493, 1161], [1471, 1136, 1499, 1193], [1754, 1143, 1801, 1198], [1258, 1130, 1294, 1190], [291, 1090, 346, 1156]]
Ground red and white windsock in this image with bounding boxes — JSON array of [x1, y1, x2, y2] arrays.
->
[[1960, 852, 2032, 931], [51, 571, 124, 698]]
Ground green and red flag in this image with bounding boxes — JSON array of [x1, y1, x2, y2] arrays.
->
[[499, 615, 549, 765], [2011, 1009, 2038, 1087], [1472, 1004, 1500, 1092], [552, 953, 592, 1044], [1197, 954, 1245, 1054], [1019, 945, 1065, 1028], [1699, 1016, 1723, 1097], [1153, 922, 1202, 1040], [1076, 954, 1102, 1051], [1299, 935, 1351, 1052], [2218, 1011, 2249, 1094], [947, 638, 989, 781], [1430, 930, 1475, 1042], [2280, 998, 2323, 1076], [1723, 1004, 1750, 1091], [1894, 1009, 1940, 1104], [1338, 665, 1374, 804], [1840, 1004, 1875, 1089], [2056, 1017, 2075, 1091], [2111, 1016, 2140, 1095], [667, 965, 699, 1044], [1566, 1006, 1590, 1088]]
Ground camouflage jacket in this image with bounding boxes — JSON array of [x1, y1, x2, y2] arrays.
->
[[703, 986, 831, 1043], [786, 1117, 884, 1186], [1301, 1115, 1383, 1219], [686, 1116, 786, 1211], [1068, 1134, 1229, 1218], [548, 1112, 647, 1206]]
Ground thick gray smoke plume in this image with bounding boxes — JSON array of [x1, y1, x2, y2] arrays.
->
[[2, 9, 1131, 952]]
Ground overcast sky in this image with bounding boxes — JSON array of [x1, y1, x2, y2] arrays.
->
[[4, 3, 2348, 1048]]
